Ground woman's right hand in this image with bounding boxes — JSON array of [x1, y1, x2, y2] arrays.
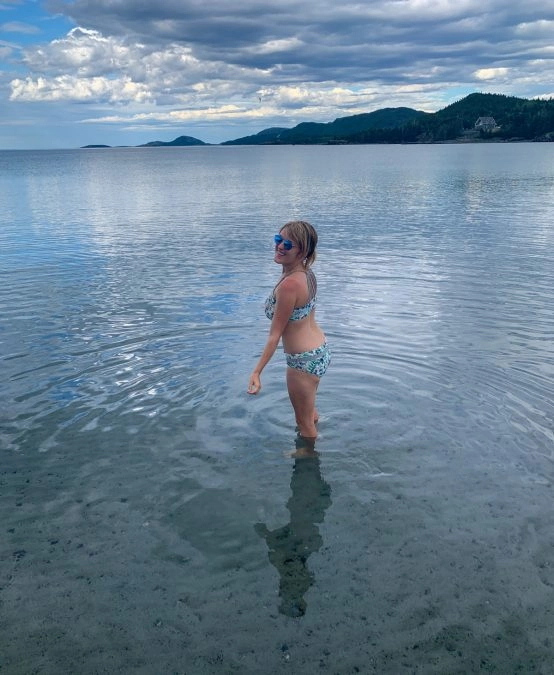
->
[[247, 373, 261, 395]]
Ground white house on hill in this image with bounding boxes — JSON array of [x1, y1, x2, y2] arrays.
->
[[475, 116, 499, 131]]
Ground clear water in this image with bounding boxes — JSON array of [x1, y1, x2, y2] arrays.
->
[[1, 144, 553, 673]]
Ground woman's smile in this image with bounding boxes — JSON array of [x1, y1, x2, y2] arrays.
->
[[275, 247, 291, 261]]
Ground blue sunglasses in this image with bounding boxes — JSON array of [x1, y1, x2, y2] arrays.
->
[[274, 234, 296, 250]]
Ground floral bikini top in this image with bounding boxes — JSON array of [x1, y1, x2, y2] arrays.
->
[[265, 269, 317, 322]]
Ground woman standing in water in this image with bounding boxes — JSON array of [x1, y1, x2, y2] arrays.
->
[[247, 220, 330, 440]]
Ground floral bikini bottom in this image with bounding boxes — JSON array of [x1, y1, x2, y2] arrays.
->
[[285, 342, 331, 377]]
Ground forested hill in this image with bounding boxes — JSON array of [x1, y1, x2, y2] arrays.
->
[[223, 107, 427, 145], [139, 135, 207, 147], [223, 93, 554, 145]]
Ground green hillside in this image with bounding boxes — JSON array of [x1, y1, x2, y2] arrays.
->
[[396, 93, 554, 142], [223, 107, 427, 145], [222, 93, 554, 145]]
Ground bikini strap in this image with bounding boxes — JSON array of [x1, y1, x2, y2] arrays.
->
[[306, 268, 317, 300], [273, 268, 316, 298]]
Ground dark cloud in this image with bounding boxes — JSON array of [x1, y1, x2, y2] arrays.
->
[[44, 0, 553, 91], [3, 0, 553, 147]]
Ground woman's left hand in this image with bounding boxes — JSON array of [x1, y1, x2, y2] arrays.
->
[[247, 373, 261, 395]]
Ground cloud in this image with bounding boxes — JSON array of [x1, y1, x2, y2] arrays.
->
[[20, 27, 140, 77], [1, 21, 41, 34], [4, 0, 554, 146], [10, 26, 276, 105], [31, 1, 554, 87], [474, 67, 509, 81], [245, 37, 304, 56], [515, 19, 554, 39], [10, 73, 152, 103]]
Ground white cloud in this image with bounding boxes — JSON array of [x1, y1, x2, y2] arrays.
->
[[246, 37, 303, 55], [474, 67, 509, 81], [0, 42, 13, 58], [515, 19, 554, 38], [82, 104, 257, 125], [1, 21, 41, 34], [10, 74, 152, 103], [11, 25, 273, 105], [22, 28, 137, 76]]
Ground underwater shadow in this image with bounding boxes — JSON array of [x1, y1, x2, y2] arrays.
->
[[255, 440, 332, 617]]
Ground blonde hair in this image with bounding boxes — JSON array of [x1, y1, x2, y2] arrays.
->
[[280, 220, 318, 268]]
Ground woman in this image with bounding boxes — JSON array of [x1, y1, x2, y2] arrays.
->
[[247, 220, 330, 439]]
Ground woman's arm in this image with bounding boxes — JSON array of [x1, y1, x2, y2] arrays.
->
[[247, 278, 298, 394]]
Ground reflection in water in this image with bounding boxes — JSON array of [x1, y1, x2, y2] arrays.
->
[[255, 443, 332, 617]]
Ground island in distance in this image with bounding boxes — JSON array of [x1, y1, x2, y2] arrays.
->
[[81, 93, 554, 148], [81, 135, 208, 149]]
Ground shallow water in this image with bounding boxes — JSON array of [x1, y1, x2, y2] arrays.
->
[[1, 144, 554, 673]]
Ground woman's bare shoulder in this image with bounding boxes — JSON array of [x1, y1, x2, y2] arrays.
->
[[278, 272, 307, 293]]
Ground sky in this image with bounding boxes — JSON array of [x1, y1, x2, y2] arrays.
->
[[1, 0, 553, 149]]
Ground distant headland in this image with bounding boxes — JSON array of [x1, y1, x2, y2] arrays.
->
[[82, 135, 206, 149], [81, 93, 554, 148]]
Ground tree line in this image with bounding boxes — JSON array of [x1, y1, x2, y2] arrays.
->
[[347, 94, 554, 143]]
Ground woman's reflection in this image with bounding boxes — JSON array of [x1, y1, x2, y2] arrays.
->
[[255, 439, 332, 617]]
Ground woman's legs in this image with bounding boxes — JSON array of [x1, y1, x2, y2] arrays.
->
[[286, 367, 320, 438]]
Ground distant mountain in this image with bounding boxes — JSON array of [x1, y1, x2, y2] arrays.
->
[[223, 107, 427, 145], [139, 135, 207, 147], [82, 93, 554, 149], [222, 93, 554, 145]]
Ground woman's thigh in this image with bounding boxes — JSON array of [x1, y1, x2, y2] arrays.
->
[[286, 367, 319, 412]]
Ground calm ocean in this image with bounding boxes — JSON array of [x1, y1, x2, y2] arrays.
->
[[1, 144, 553, 673]]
